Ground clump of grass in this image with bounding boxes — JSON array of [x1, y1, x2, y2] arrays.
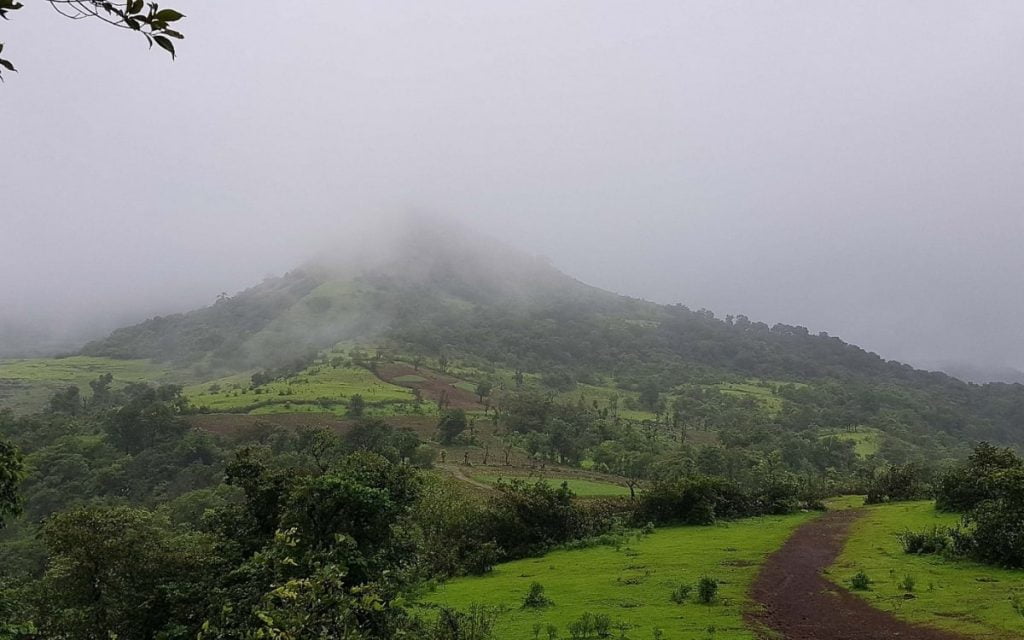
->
[[1010, 591, 1024, 619], [522, 581, 553, 609], [900, 574, 917, 593], [670, 582, 692, 604], [697, 576, 719, 604], [850, 570, 872, 591]]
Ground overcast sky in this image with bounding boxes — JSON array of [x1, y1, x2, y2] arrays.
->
[[2, 2, 1024, 369]]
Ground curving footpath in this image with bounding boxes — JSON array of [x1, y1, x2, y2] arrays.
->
[[748, 509, 968, 640]]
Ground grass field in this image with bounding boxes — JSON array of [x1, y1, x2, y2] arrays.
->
[[821, 427, 882, 458], [422, 512, 816, 639], [185, 364, 419, 416], [715, 382, 784, 415], [0, 356, 179, 413], [471, 474, 632, 497], [832, 501, 1024, 638]]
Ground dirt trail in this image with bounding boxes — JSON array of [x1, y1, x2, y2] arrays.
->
[[748, 509, 969, 640]]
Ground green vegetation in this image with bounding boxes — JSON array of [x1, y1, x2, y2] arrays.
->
[[471, 475, 631, 497], [821, 427, 882, 458], [0, 356, 178, 414], [186, 363, 416, 416], [834, 501, 1024, 638], [424, 512, 815, 639]]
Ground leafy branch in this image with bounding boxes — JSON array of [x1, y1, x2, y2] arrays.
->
[[0, 0, 185, 81]]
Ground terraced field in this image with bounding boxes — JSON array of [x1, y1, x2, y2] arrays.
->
[[185, 364, 419, 416]]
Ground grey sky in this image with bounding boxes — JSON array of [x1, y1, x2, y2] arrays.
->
[[2, 2, 1024, 369]]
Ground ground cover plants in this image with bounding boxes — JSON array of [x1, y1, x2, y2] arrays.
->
[[422, 511, 815, 639], [833, 500, 1024, 638]]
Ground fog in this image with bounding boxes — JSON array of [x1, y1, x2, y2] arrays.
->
[[2, 2, 1024, 373]]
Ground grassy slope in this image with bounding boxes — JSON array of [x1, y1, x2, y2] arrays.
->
[[186, 364, 418, 416], [470, 474, 632, 497], [422, 512, 816, 640], [0, 356, 181, 413], [820, 427, 883, 458], [832, 501, 1024, 638]]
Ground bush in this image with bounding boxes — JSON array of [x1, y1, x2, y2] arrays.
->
[[898, 526, 951, 555], [865, 463, 930, 504], [696, 576, 718, 604], [522, 582, 553, 609], [850, 570, 871, 590], [670, 583, 692, 604], [565, 611, 611, 639]]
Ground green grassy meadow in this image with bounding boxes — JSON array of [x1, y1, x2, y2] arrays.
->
[[185, 364, 419, 416], [821, 427, 882, 458], [471, 474, 632, 497], [832, 501, 1024, 638], [714, 382, 784, 415], [422, 512, 816, 640], [0, 356, 179, 413]]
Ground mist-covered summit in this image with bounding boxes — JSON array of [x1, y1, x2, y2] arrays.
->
[[78, 225, 621, 369]]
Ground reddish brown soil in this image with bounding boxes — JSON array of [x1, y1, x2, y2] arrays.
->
[[748, 509, 969, 640], [185, 412, 439, 438], [374, 363, 481, 409]]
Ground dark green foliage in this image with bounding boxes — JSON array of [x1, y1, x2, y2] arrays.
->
[[438, 409, 468, 445], [522, 581, 553, 608], [0, 437, 23, 527], [30, 506, 218, 640], [850, 570, 872, 590], [485, 479, 586, 558], [936, 442, 1022, 512], [898, 526, 955, 556], [348, 393, 366, 417], [637, 476, 752, 525], [964, 473, 1024, 568], [427, 605, 500, 640], [670, 583, 692, 604], [696, 576, 718, 604], [865, 463, 930, 504]]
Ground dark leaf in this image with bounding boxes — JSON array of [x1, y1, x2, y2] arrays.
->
[[128, 0, 144, 14], [0, 58, 16, 73], [154, 8, 184, 22], [153, 35, 175, 58]]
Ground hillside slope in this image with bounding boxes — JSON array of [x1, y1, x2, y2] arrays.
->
[[68, 229, 1024, 448]]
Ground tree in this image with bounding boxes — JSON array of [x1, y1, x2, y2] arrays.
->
[[0, 0, 186, 80], [475, 380, 493, 404], [32, 506, 217, 640], [347, 393, 366, 417], [437, 409, 467, 445], [0, 438, 23, 527]]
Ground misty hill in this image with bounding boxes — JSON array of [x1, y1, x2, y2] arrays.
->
[[79, 229, 1024, 447]]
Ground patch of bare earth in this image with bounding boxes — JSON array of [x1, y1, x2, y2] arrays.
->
[[748, 509, 969, 640], [374, 362, 481, 409]]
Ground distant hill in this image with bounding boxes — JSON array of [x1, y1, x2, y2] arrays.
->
[[926, 361, 1024, 385], [77, 225, 1024, 447]]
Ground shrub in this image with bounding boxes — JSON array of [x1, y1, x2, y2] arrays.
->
[[865, 463, 930, 504], [546, 623, 558, 640], [850, 570, 871, 590], [428, 605, 499, 640], [898, 526, 951, 555], [697, 576, 718, 604], [670, 583, 692, 604], [522, 582, 553, 609], [900, 574, 916, 593]]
